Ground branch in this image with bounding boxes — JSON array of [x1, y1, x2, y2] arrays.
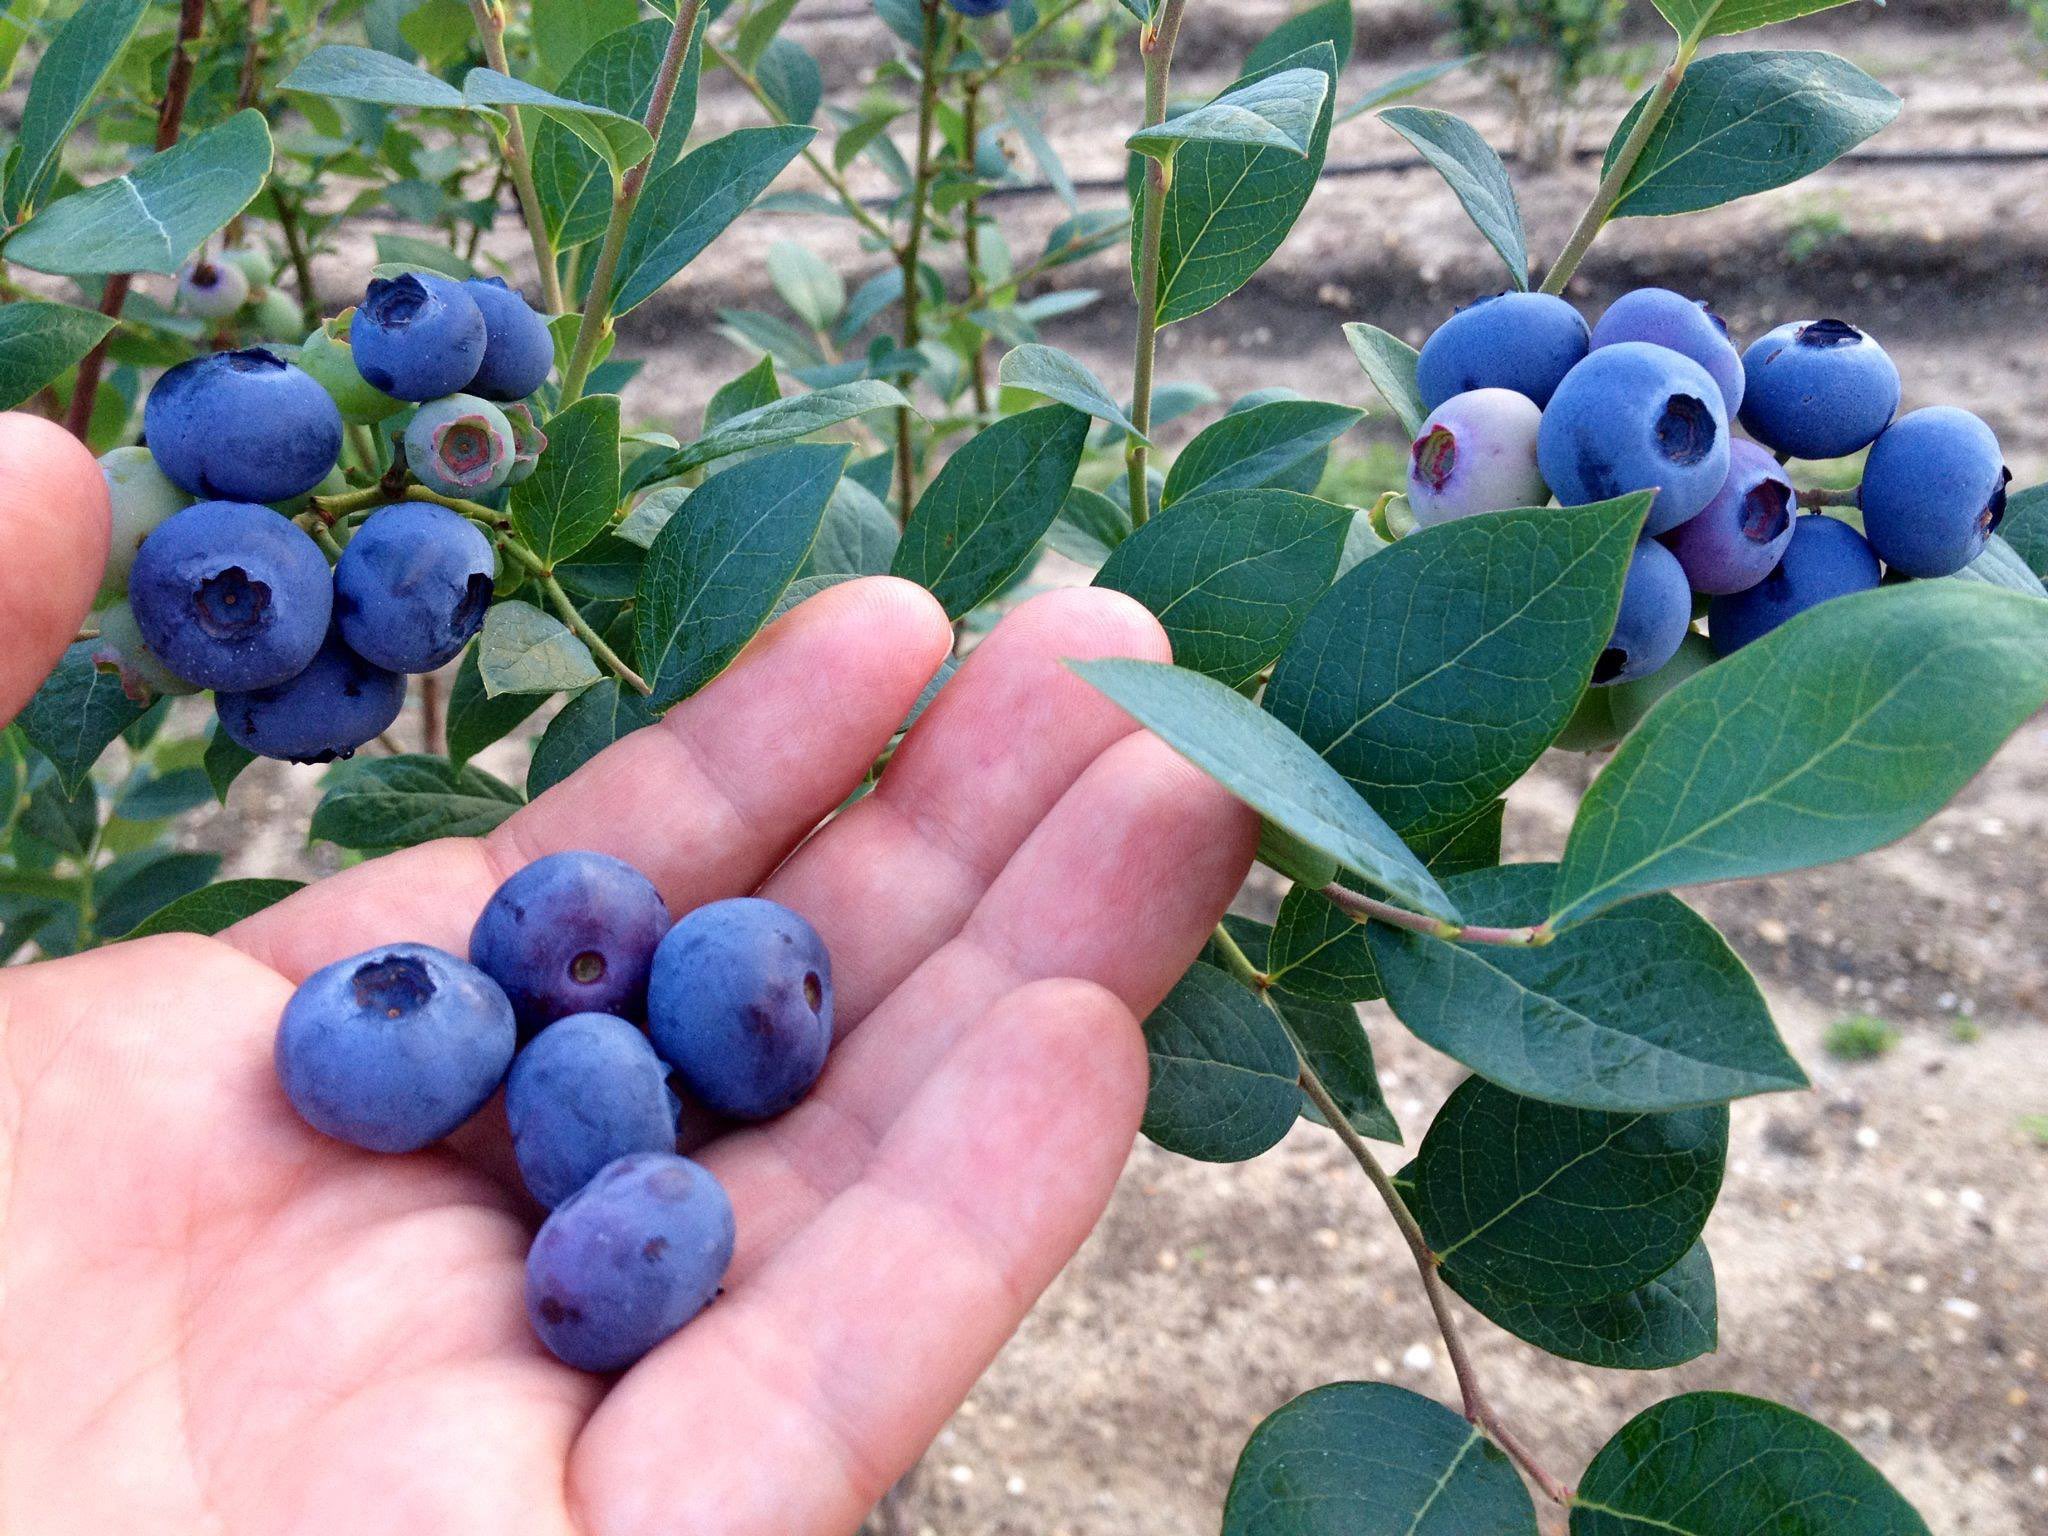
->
[[894, 0, 947, 524], [1122, 0, 1190, 527], [1319, 881, 1554, 947], [466, 0, 565, 315]]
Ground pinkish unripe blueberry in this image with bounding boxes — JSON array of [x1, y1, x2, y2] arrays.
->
[[176, 259, 248, 319], [1406, 388, 1549, 527], [500, 400, 548, 486], [405, 394, 515, 495]]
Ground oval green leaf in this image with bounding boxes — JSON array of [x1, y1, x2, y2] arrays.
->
[[1454, 1240, 1717, 1371], [1162, 398, 1362, 506], [1379, 107, 1527, 287], [1342, 322, 1427, 437], [0, 301, 117, 412], [1141, 962, 1301, 1163]]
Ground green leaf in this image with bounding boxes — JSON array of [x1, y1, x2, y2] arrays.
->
[[1224, 1383, 1538, 1536], [1456, 1240, 1717, 1371], [3, 0, 147, 220], [1141, 962, 1301, 1163], [1341, 322, 1426, 437], [530, 0, 640, 86], [511, 394, 621, 565], [804, 477, 900, 577], [16, 641, 146, 796], [1163, 399, 1362, 506], [1266, 494, 1648, 841], [891, 406, 1089, 619], [461, 68, 655, 173], [657, 381, 907, 477], [1127, 67, 1329, 160], [1552, 582, 2048, 928], [1152, 44, 1339, 325], [1246, 0, 1355, 75], [1095, 489, 1351, 687], [1573, 1393, 1930, 1534], [1379, 107, 1526, 287], [446, 645, 547, 768], [1997, 482, 2048, 578], [280, 44, 468, 108], [476, 600, 602, 696], [1409, 1076, 1727, 1306], [1952, 532, 2046, 596], [125, 877, 306, 939], [1283, 992, 1401, 1143], [1372, 863, 1804, 1112], [372, 232, 476, 280], [1652, 0, 1866, 43], [115, 766, 214, 823], [529, 678, 660, 796], [996, 344, 1145, 441], [7, 111, 274, 278], [706, 355, 782, 429], [96, 851, 223, 939], [1046, 485, 1132, 566], [203, 726, 256, 804], [736, 0, 803, 70], [0, 301, 117, 412], [756, 36, 823, 127], [1338, 57, 1471, 123], [311, 755, 524, 851], [636, 443, 845, 706], [1606, 51, 1900, 219], [1068, 658, 1457, 921], [766, 241, 845, 329], [612, 125, 814, 315]]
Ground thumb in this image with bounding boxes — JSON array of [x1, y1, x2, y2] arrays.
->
[[0, 412, 111, 725]]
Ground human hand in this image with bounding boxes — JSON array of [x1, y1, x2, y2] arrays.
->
[[0, 531, 1255, 1533], [0, 412, 111, 723]]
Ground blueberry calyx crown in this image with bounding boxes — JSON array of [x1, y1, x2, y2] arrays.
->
[[1411, 425, 1458, 491], [194, 566, 271, 639], [1982, 467, 2013, 536], [1740, 480, 1793, 545], [1654, 394, 1717, 466], [1796, 318, 1864, 348], [363, 274, 430, 328], [1592, 645, 1629, 685], [350, 954, 436, 1018]]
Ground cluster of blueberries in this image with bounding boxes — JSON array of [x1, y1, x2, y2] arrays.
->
[[275, 850, 836, 1371], [91, 267, 557, 762], [1404, 287, 2009, 722]]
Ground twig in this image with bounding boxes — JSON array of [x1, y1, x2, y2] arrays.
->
[[894, 0, 948, 524], [538, 571, 651, 695], [1320, 880, 1553, 948], [466, 0, 565, 315], [962, 75, 990, 416], [1122, 0, 1189, 527]]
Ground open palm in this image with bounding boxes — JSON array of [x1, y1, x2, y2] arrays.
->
[[0, 574, 1255, 1535]]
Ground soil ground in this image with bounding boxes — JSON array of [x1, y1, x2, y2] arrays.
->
[[121, 1, 2048, 1530]]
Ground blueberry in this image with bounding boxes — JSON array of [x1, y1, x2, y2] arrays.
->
[[176, 258, 249, 319], [332, 502, 495, 674], [1738, 318, 1899, 461], [219, 245, 278, 288], [947, 0, 1012, 13], [128, 500, 333, 691], [404, 394, 516, 496], [351, 273, 486, 402], [1859, 406, 2009, 578], [500, 401, 548, 486], [1553, 684, 1622, 754], [525, 1152, 735, 1372], [299, 315, 404, 425], [1708, 514, 1881, 654], [247, 288, 306, 342], [1607, 630, 1714, 733], [470, 851, 672, 1037], [1595, 538, 1692, 686], [143, 348, 343, 504], [1406, 388, 1549, 527], [1589, 287, 1744, 416], [90, 599, 199, 704], [215, 624, 405, 763], [508, 1014, 682, 1209], [462, 278, 554, 402], [647, 897, 833, 1122], [1537, 341, 1731, 536], [275, 942, 516, 1153], [1663, 438, 1797, 594], [1415, 292, 1590, 412], [97, 446, 190, 604]]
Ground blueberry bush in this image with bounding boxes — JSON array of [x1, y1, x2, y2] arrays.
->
[[4, 0, 2047, 1526]]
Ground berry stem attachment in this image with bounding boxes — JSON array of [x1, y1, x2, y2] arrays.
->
[[1538, 38, 1696, 297], [895, 0, 949, 526], [1797, 484, 1861, 508], [465, 0, 564, 317], [1319, 881, 1554, 947], [1124, 0, 1191, 528]]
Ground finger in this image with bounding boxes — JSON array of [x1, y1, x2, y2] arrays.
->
[[574, 978, 1149, 1536], [702, 730, 1256, 1264], [225, 578, 951, 980], [0, 412, 109, 724], [760, 585, 1171, 1029]]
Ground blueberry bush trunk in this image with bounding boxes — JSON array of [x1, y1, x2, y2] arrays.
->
[[2, 0, 2044, 1527]]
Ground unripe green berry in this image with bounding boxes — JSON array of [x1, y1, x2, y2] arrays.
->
[[248, 287, 306, 342], [98, 446, 190, 604], [1552, 683, 1622, 754], [406, 393, 516, 495], [1607, 631, 1714, 734], [300, 312, 404, 424], [91, 599, 200, 704], [219, 245, 279, 288]]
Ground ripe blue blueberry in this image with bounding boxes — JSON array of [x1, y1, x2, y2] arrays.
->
[[1738, 318, 1899, 460], [470, 851, 672, 1037], [1663, 439, 1797, 594], [128, 500, 333, 691], [1537, 341, 1731, 535], [176, 259, 249, 319], [1589, 287, 1744, 416], [1595, 538, 1692, 686], [1858, 406, 2009, 578], [97, 446, 190, 604], [947, 0, 1012, 13], [215, 624, 406, 763], [275, 942, 517, 1153], [462, 277, 554, 401], [143, 348, 343, 503], [351, 273, 486, 401], [507, 1015, 682, 1209], [525, 1152, 736, 1372], [403, 394, 516, 496], [1415, 292, 1590, 412], [1406, 388, 1548, 527], [1708, 514, 1881, 654], [647, 897, 833, 1122], [333, 502, 495, 673], [91, 599, 200, 704]]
